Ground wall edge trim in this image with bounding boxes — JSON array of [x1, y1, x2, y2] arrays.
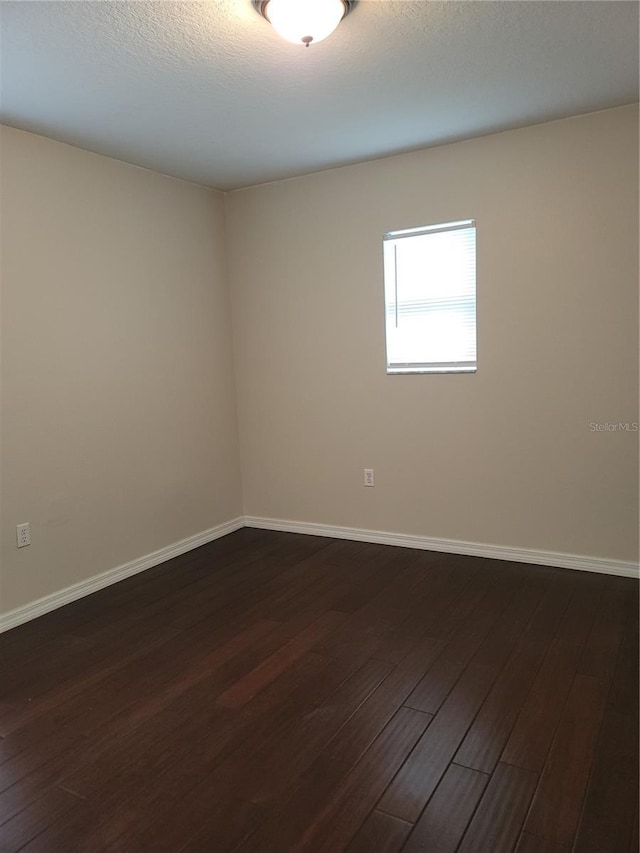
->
[[3, 514, 636, 633], [244, 515, 639, 578], [0, 517, 245, 634]]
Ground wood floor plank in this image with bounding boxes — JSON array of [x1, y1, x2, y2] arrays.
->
[[577, 588, 626, 682], [313, 557, 444, 661], [216, 610, 346, 708], [403, 575, 522, 715], [65, 612, 307, 740], [153, 535, 337, 633], [50, 677, 310, 848], [1, 618, 326, 830], [524, 674, 606, 847], [368, 561, 456, 665], [0, 634, 96, 705], [454, 577, 573, 774], [0, 724, 81, 795], [515, 831, 570, 853], [344, 810, 412, 853], [327, 547, 431, 615], [58, 653, 389, 852], [500, 638, 584, 772], [108, 793, 262, 853], [570, 708, 638, 853], [57, 615, 335, 798], [0, 540, 330, 740], [401, 763, 489, 853], [0, 623, 182, 739], [0, 756, 81, 830], [410, 556, 494, 641], [606, 593, 639, 718], [378, 662, 498, 822], [548, 575, 603, 647], [5, 612, 299, 823], [292, 707, 430, 853], [0, 785, 82, 852], [456, 762, 539, 853], [318, 636, 442, 770], [170, 795, 263, 853], [0, 618, 282, 802], [469, 571, 550, 669], [0, 531, 635, 853], [233, 652, 437, 852], [211, 655, 393, 806]]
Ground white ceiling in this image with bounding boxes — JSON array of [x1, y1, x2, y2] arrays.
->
[[1, 1, 637, 191]]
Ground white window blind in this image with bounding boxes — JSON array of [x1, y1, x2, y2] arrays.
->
[[383, 219, 477, 374]]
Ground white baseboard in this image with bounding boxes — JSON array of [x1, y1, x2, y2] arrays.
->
[[243, 516, 639, 579], [0, 517, 244, 634], [2, 514, 636, 634]]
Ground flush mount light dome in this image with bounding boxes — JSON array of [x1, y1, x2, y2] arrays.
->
[[253, 0, 354, 47]]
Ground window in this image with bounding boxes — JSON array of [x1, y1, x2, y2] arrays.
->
[[383, 219, 477, 374]]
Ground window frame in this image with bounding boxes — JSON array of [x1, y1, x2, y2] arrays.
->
[[382, 218, 477, 376]]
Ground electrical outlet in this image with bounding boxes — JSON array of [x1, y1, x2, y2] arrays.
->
[[17, 522, 31, 548], [364, 468, 375, 487]]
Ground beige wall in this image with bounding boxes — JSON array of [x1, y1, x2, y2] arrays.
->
[[226, 106, 639, 563], [1, 126, 242, 614], [1, 107, 637, 621]]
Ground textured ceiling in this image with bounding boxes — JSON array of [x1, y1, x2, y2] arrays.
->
[[0, 1, 638, 191]]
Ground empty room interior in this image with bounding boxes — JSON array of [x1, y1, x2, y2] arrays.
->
[[0, 1, 638, 851]]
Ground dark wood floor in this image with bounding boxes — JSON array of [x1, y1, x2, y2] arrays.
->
[[0, 530, 637, 853]]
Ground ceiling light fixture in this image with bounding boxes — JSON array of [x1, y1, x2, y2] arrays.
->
[[253, 0, 354, 47]]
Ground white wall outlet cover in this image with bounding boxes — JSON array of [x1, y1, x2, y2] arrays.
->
[[17, 522, 31, 548]]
